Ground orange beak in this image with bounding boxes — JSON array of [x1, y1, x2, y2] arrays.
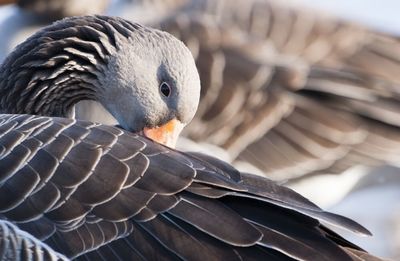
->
[[143, 118, 185, 148]]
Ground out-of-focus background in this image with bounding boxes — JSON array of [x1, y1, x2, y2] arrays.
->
[[2, 0, 400, 33], [274, 2, 400, 259], [1, 0, 399, 259], [2, 0, 399, 34], [299, 0, 400, 36]]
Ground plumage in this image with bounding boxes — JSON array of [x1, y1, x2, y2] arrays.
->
[[0, 15, 382, 260], [0, 113, 373, 260], [3, 0, 400, 183], [0, 219, 68, 260]]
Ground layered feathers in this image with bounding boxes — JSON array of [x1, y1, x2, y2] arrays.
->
[[0, 7, 390, 260], [0, 114, 372, 260]]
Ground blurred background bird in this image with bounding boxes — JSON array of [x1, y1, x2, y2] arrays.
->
[[1, 0, 400, 259]]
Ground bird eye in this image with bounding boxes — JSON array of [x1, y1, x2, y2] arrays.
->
[[160, 82, 171, 97]]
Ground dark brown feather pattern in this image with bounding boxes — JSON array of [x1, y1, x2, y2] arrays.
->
[[0, 113, 371, 260]]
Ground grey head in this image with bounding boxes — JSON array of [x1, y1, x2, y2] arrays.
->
[[0, 15, 201, 134]]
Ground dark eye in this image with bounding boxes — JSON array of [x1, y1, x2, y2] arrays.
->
[[160, 82, 171, 97]]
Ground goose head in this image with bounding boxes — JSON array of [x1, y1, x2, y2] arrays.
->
[[0, 15, 201, 147]]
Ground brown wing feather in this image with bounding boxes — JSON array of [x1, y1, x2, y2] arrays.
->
[[0, 114, 374, 260]]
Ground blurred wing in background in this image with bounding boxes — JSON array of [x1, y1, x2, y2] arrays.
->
[[152, 0, 400, 182]]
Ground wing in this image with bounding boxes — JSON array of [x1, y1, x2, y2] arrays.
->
[[0, 114, 373, 260], [0, 219, 68, 260], [153, 0, 400, 181]]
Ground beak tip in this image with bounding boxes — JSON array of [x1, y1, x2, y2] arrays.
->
[[143, 119, 185, 148]]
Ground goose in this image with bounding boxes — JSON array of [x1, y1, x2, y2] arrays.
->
[[2, 4, 400, 255], [0, 15, 383, 260], [2, 0, 400, 183]]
